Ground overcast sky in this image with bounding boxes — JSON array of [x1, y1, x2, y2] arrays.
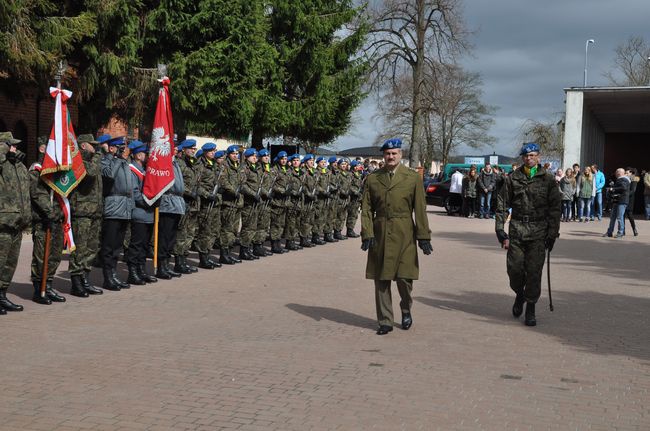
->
[[333, 0, 650, 157]]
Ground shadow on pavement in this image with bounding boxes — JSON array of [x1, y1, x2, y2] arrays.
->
[[415, 290, 650, 361], [286, 303, 376, 330]]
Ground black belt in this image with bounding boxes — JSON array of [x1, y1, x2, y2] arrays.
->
[[511, 214, 545, 223]]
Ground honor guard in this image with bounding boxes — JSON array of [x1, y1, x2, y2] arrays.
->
[[253, 148, 274, 257], [219, 145, 244, 265], [173, 139, 201, 274], [346, 160, 363, 238], [299, 154, 318, 248], [324, 157, 340, 242], [311, 156, 329, 245], [334, 158, 352, 240], [269, 151, 290, 254], [283, 154, 303, 251], [239, 148, 263, 261], [195, 143, 223, 269]]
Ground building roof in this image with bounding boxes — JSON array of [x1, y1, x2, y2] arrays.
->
[[338, 146, 382, 157]]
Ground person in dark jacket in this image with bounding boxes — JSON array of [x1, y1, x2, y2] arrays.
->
[[156, 157, 186, 279], [477, 163, 496, 218], [100, 136, 135, 290], [603, 168, 630, 238], [462, 167, 478, 218], [623, 167, 639, 237]]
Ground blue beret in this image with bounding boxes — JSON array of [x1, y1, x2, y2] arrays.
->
[[350, 160, 359, 167], [302, 154, 314, 162], [288, 153, 300, 161], [328, 156, 338, 164], [201, 142, 217, 152], [520, 142, 540, 155], [316, 156, 326, 163], [243, 148, 258, 158], [258, 149, 269, 157], [215, 150, 226, 158], [227, 145, 239, 154], [128, 140, 144, 151], [179, 139, 197, 150], [107, 136, 126, 147], [338, 158, 350, 165], [277, 151, 288, 158], [195, 149, 203, 158], [97, 134, 112, 144], [381, 138, 402, 151]]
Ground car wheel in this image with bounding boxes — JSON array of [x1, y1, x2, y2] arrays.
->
[[444, 196, 461, 215]]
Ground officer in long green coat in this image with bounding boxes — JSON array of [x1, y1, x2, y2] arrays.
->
[[495, 142, 561, 327], [360, 138, 432, 335], [0, 132, 31, 314]]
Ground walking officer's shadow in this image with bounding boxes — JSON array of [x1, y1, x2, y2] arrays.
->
[[286, 303, 377, 330]]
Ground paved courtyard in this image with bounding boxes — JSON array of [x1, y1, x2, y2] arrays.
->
[[1, 208, 648, 431]]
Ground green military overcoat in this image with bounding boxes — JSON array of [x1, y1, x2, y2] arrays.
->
[[361, 164, 431, 281]]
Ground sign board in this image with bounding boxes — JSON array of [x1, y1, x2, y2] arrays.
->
[[464, 157, 484, 165], [489, 155, 499, 165]]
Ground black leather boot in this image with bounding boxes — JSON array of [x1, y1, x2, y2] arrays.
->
[[199, 253, 216, 269], [156, 260, 173, 280], [102, 268, 121, 291], [286, 240, 299, 251], [324, 232, 337, 243], [207, 255, 222, 268], [512, 294, 525, 318], [137, 265, 158, 283], [346, 228, 360, 238], [165, 259, 182, 277], [0, 289, 24, 311], [271, 240, 283, 254], [312, 234, 326, 245], [127, 264, 146, 285], [82, 271, 103, 295], [239, 246, 255, 261], [70, 275, 89, 297], [111, 269, 130, 289], [253, 244, 269, 257], [219, 248, 236, 265], [32, 281, 52, 304], [45, 282, 66, 302], [183, 256, 198, 273], [524, 302, 536, 326], [334, 230, 346, 240], [300, 236, 314, 248], [0, 306, 5, 315], [174, 256, 192, 274]]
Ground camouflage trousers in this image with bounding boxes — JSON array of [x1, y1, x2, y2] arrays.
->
[[335, 198, 349, 231], [31, 221, 63, 282], [173, 210, 199, 257], [0, 229, 23, 290], [240, 202, 260, 247], [323, 200, 335, 234], [346, 198, 361, 230], [196, 205, 221, 254], [312, 200, 326, 236], [283, 200, 301, 241], [69, 216, 101, 275], [300, 199, 316, 238], [220, 206, 241, 248], [269, 205, 287, 241], [254, 203, 272, 244], [506, 239, 546, 303]]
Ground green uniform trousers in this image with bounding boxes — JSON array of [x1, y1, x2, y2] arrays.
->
[[335, 199, 348, 231], [346, 199, 361, 230], [69, 216, 101, 275], [506, 239, 545, 303], [269, 205, 286, 241], [254, 204, 271, 244], [0, 229, 23, 290], [31, 222, 63, 282], [300, 201, 315, 238], [312, 200, 325, 236], [374, 279, 413, 327], [240, 203, 260, 247], [283, 202, 301, 241], [196, 205, 221, 253], [220, 206, 241, 248], [173, 210, 199, 256]]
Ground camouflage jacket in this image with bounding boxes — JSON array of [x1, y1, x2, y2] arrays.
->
[[336, 170, 352, 198], [287, 167, 304, 207], [30, 157, 63, 224], [302, 167, 318, 202], [316, 168, 330, 199], [270, 164, 290, 208], [198, 156, 222, 208], [496, 165, 562, 242], [220, 158, 243, 208], [0, 146, 31, 230], [349, 171, 363, 200], [179, 154, 202, 212], [69, 149, 103, 218], [260, 162, 274, 202], [240, 161, 263, 205]]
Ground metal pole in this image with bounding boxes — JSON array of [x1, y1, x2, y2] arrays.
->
[[584, 39, 594, 87]]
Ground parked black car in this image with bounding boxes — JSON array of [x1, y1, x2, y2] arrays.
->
[[423, 177, 461, 215]]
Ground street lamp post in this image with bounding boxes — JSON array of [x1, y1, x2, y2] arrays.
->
[[583, 39, 595, 87]]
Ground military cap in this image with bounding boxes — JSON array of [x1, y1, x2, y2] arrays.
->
[[215, 150, 226, 158], [37, 136, 48, 146], [227, 144, 240, 153], [350, 160, 359, 167], [77, 134, 98, 144], [316, 156, 326, 163], [302, 154, 314, 163], [178, 139, 197, 150], [243, 148, 258, 158], [201, 142, 217, 152], [258, 148, 270, 157], [381, 138, 402, 151], [338, 158, 350, 165], [97, 134, 112, 144], [0, 132, 21, 145], [195, 149, 203, 158], [277, 150, 288, 158], [128, 140, 147, 154], [328, 156, 338, 164], [288, 153, 300, 161], [520, 142, 540, 155], [107, 136, 126, 146]]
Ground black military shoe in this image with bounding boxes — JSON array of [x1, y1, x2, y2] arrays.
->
[[137, 265, 158, 283], [198, 253, 216, 269], [102, 268, 121, 291], [207, 255, 222, 267], [0, 289, 23, 312], [512, 294, 525, 318], [524, 302, 536, 327], [286, 240, 300, 251], [0, 306, 5, 315], [219, 248, 237, 265], [174, 256, 192, 274], [164, 259, 182, 277], [32, 282, 52, 304], [155, 261, 173, 280], [70, 275, 89, 297], [312, 234, 326, 245], [324, 233, 337, 243], [239, 246, 255, 261], [82, 272, 103, 295], [183, 256, 198, 273], [376, 325, 393, 335], [111, 269, 130, 289], [45, 283, 66, 302], [271, 240, 284, 254], [401, 312, 413, 330], [346, 228, 360, 238], [127, 265, 146, 285], [334, 230, 347, 240], [300, 237, 314, 248]]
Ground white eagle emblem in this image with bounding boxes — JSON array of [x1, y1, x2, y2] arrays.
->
[[149, 127, 171, 162]]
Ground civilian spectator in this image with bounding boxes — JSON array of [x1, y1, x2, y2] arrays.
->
[[591, 164, 605, 221], [554, 168, 564, 184], [624, 167, 639, 236], [559, 168, 576, 222], [477, 163, 496, 219], [643, 169, 650, 220], [449, 168, 464, 215], [462, 167, 478, 218], [603, 168, 630, 238], [572, 163, 581, 221], [578, 167, 593, 222]]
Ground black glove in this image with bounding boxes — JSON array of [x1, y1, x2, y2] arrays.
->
[[361, 237, 376, 251], [496, 229, 509, 245], [189, 191, 198, 201], [6, 151, 16, 163], [545, 237, 555, 252], [253, 193, 261, 203], [418, 240, 433, 255], [205, 195, 216, 203], [268, 190, 274, 200]]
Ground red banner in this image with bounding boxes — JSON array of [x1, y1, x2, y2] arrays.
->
[[143, 77, 175, 205]]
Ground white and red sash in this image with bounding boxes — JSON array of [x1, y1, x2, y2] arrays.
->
[[129, 163, 145, 181]]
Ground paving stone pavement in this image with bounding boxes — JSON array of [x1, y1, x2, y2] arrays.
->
[[1, 208, 648, 431]]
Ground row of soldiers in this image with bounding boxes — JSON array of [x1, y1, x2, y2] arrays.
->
[[0, 131, 365, 314]]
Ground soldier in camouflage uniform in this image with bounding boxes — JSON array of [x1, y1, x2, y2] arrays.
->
[[239, 148, 263, 261], [345, 160, 363, 238], [0, 132, 31, 314], [311, 156, 329, 245], [219, 145, 244, 265], [495, 142, 561, 327], [173, 139, 201, 274], [283, 154, 303, 251], [334, 158, 352, 240], [299, 154, 318, 248], [324, 157, 340, 242], [30, 141, 66, 304], [194, 143, 223, 269], [253, 149, 274, 257], [269, 151, 290, 254]]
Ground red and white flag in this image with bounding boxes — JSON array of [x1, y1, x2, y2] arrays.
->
[[143, 77, 175, 205]]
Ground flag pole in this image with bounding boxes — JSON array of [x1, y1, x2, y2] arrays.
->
[[153, 207, 159, 272]]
